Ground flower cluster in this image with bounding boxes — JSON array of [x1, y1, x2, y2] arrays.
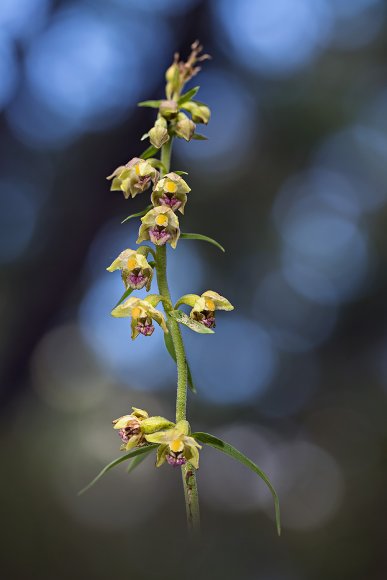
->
[[106, 44, 233, 342], [81, 42, 280, 538], [113, 409, 201, 468]]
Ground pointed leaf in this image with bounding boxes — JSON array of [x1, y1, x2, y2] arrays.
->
[[178, 86, 200, 105], [169, 309, 214, 334], [191, 133, 208, 140], [121, 205, 153, 224], [180, 232, 225, 253], [78, 444, 158, 496], [140, 145, 159, 160], [126, 446, 154, 473], [163, 331, 197, 394], [113, 287, 134, 308], [138, 100, 162, 108], [192, 432, 281, 536]]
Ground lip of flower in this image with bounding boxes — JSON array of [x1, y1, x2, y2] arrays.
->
[[135, 316, 155, 336]]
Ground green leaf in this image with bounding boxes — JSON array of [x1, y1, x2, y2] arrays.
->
[[140, 145, 159, 160], [114, 287, 134, 308], [163, 331, 197, 394], [121, 205, 152, 224], [192, 432, 281, 536], [78, 445, 158, 496], [138, 100, 162, 108], [180, 232, 225, 253], [178, 86, 200, 105], [169, 309, 214, 334], [126, 447, 154, 473], [148, 160, 167, 173], [174, 170, 188, 176], [191, 133, 208, 140]]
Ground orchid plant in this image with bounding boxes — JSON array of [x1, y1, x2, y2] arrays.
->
[[80, 41, 280, 535]]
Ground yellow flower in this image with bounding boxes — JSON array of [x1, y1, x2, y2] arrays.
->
[[151, 172, 191, 214], [107, 249, 153, 291], [145, 420, 202, 469], [113, 407, 174, 450], [111, 297, 168, 339], [107, 157, 158, 199], [137, 206, 180, 249]]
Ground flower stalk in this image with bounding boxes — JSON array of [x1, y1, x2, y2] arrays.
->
[[156, 137, 200, 531], [81, 41, 281, 539]]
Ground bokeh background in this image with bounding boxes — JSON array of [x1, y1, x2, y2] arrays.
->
[[1, 0, 387, 578]]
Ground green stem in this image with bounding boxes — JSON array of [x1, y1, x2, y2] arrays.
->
[[155, 138, 200, 532]]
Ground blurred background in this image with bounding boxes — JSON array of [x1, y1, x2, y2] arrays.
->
[[1, 0, 387, 578]]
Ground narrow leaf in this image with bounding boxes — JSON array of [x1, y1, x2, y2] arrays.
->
[[192, 133, 208, 140], [138, 100, 162, 108], [178, 86, 200, 105], [169, 309, 214, 334], [121, 205, 152, 224], [163, 332, 197, 394], [113, 287, 133, 308], [149, 160, 167, 173], [180, 232, 225, 253], [192, 432, 281, 536], [140, 145, 158, 160], [174, 170, 188, 176], [126, 447, 154, 473], [78, 445, 158, 496]]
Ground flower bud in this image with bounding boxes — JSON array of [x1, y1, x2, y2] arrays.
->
[[107, 157, 158, 199], [111, 297, 168, 339], [148, 118, 169, 149], [174, 112, 196, 141], [182, 101, 211, 124], [159, 99, 179, 119], [190, 291, 234, 329], [151, 172, 191, 214], [145, 420, 202, 469], [137, 206, 180, 249], [107, 249, 153, 291]]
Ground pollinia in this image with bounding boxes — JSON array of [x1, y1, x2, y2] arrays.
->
[[80, 42, 280, 535]]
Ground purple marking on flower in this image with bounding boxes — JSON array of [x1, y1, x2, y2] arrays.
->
[[118, 424, 140, 443], [194, 310, 216, 328], [134, 175, 151, 192], [149, 227, 171, 246], [202, 314, 216, 329], [166, 454, 187, 467], [128, 272, 147, 289], [136, 320, 155, 336], [159, 194, 182, 211]]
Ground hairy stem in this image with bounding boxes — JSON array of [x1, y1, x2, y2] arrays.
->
[[155, 138, 200, 532]]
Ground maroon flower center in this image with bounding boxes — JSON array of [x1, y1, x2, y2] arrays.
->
[[159, 193, 182, 211], [128, 270, 148, 289], [194, 310, 216, 328], [118, 422, 141, 443], [149, 226, 171, 246], [136, 317, 155, 336], [166, 452, 187, 467]]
